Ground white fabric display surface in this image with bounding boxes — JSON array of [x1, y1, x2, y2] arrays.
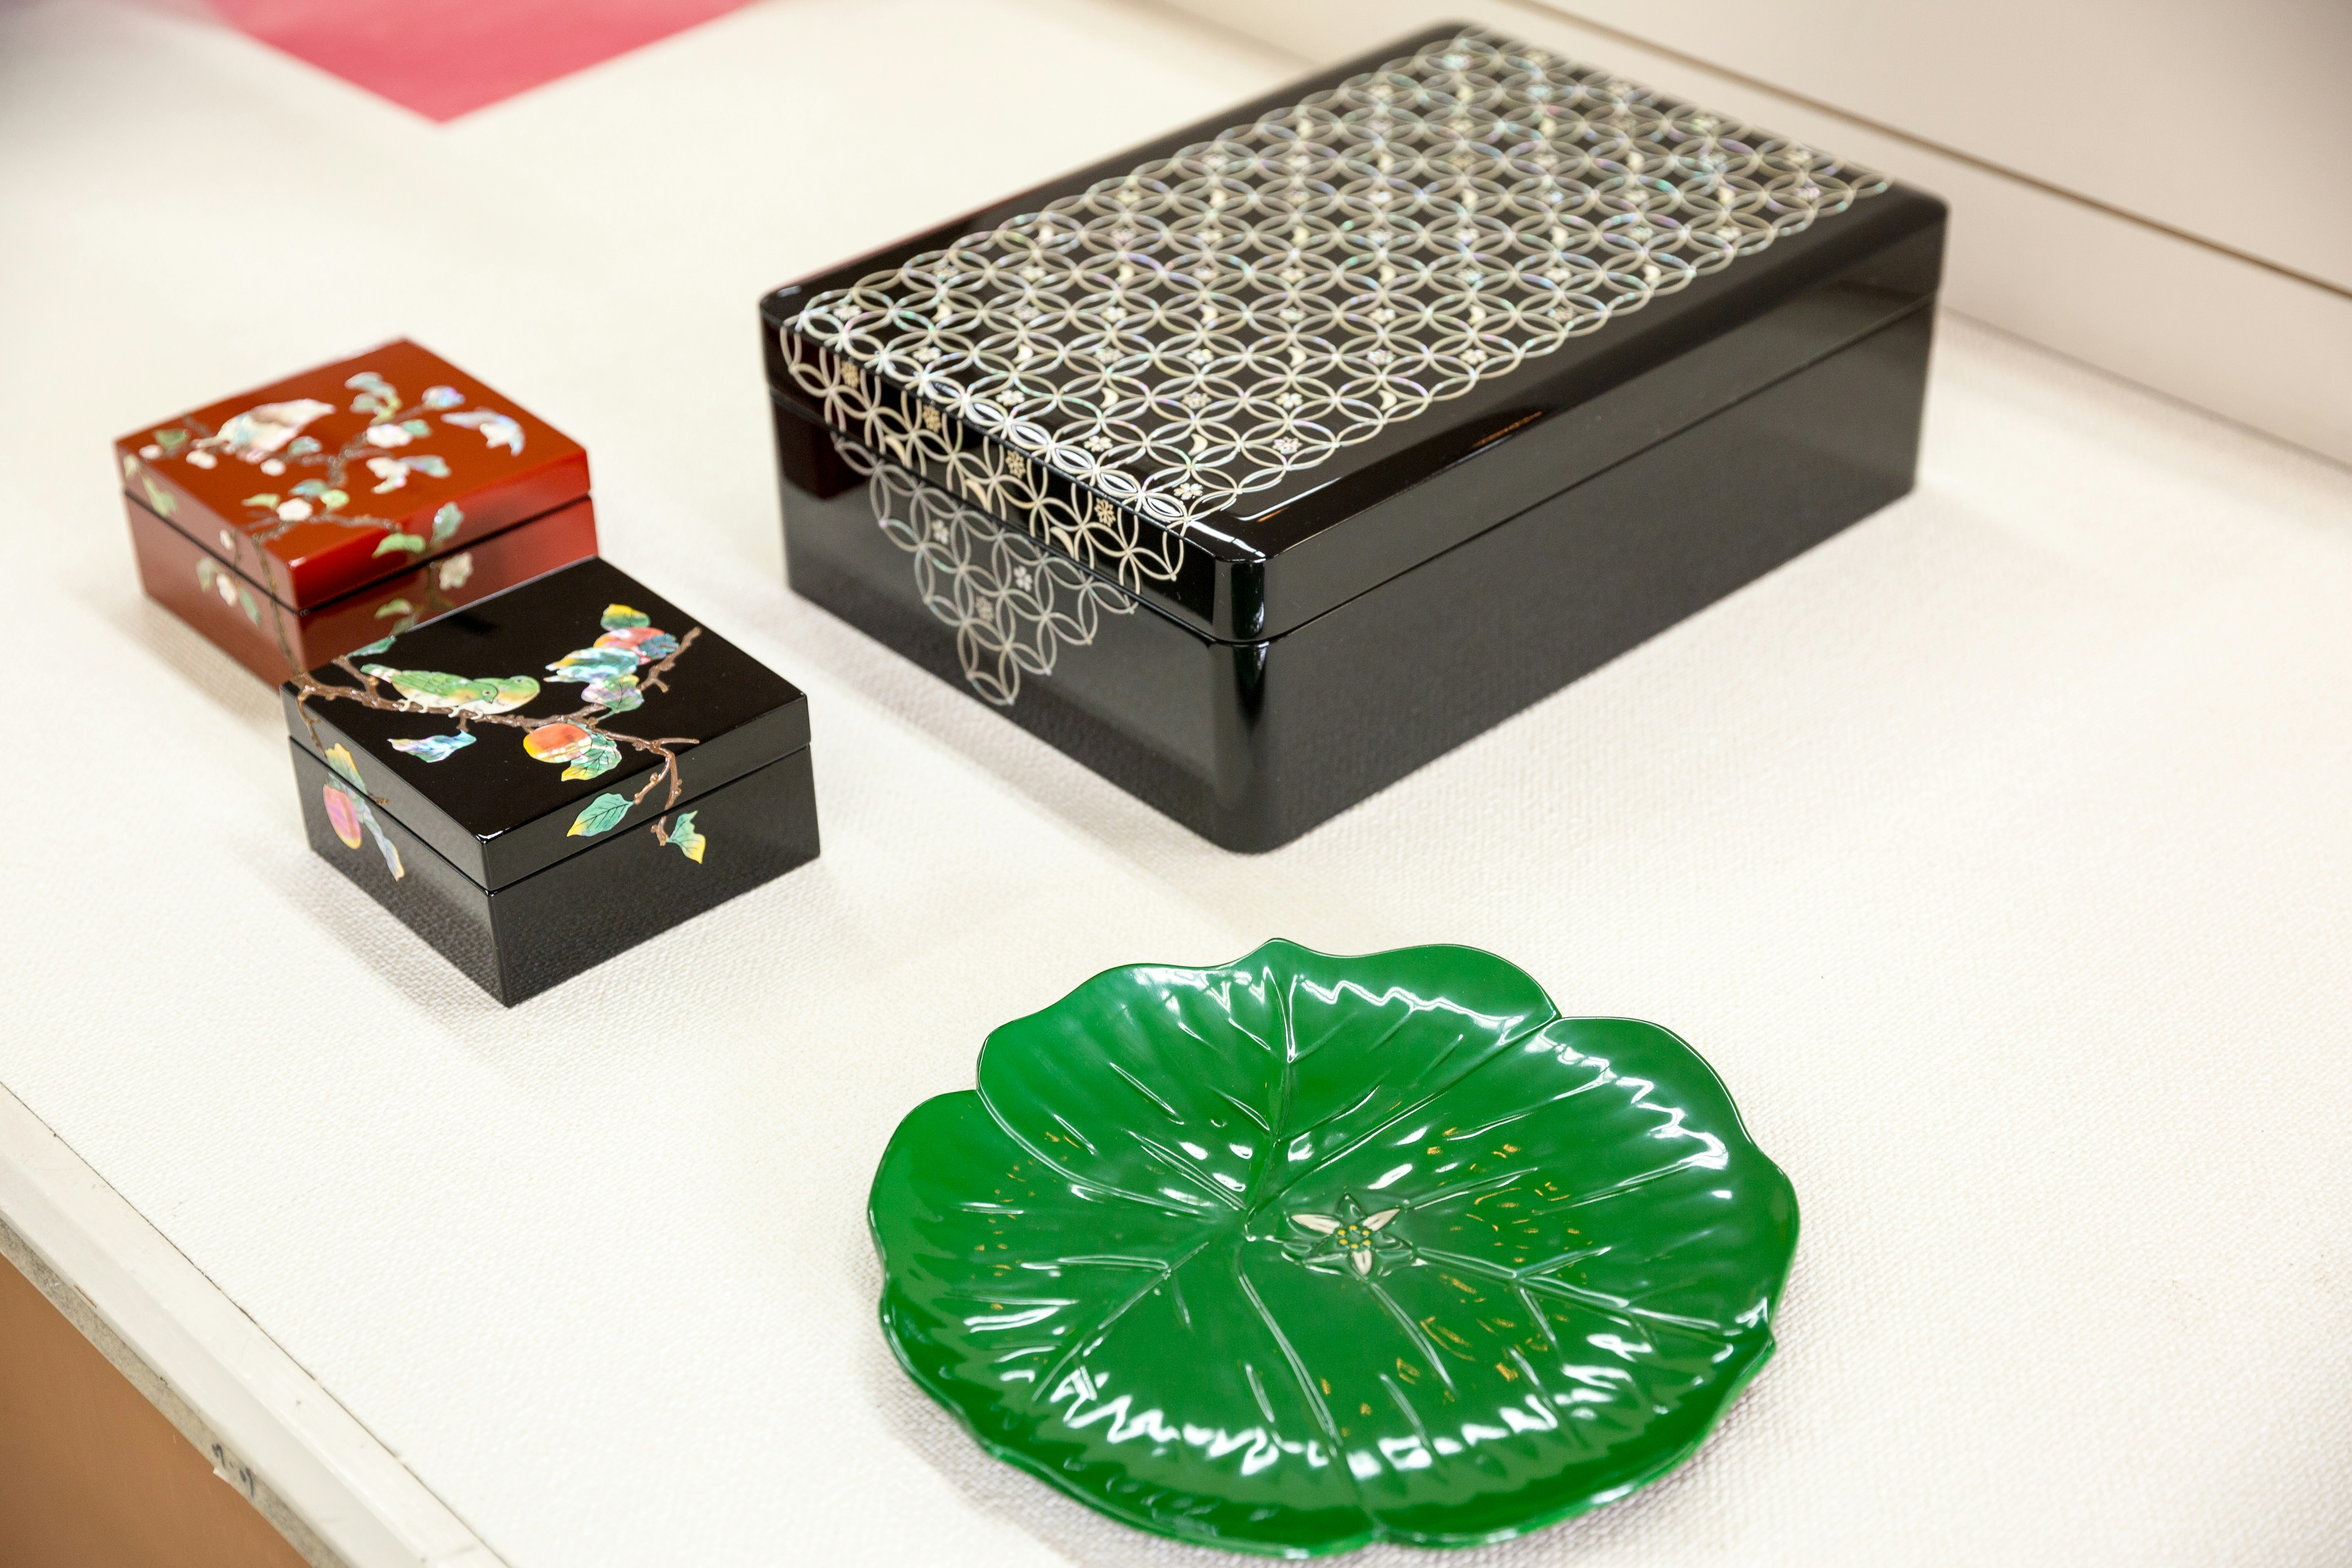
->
[[3, 2, 2349, 1565]]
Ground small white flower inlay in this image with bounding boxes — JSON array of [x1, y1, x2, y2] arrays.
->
[[1291, 1198, 1403, 1276]]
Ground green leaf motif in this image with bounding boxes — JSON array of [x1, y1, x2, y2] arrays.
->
[[401, 418, 432, 438], [153, 428, 189, 452], [236, 584, 259, 624], [559, 733, 621, 781], [293, 479, 327, 497], [373, 532, 425, 557], [430, 502, 463, 547], [346, 370, 396, 419], [142, 477, 176, 517], [656, 810, 706, 864], [374, 599, 414, 620], [321, 742, 367, 789], [869, 941, 1798, 1558], [243, 493, 279, 509], [366, 805, 405, 881], [567, 793, 630, 838], [351, 634, 397, 656]]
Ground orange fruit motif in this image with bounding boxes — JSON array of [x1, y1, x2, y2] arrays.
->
[[523, 723, 592, 763], [322, 785, 365, 849]]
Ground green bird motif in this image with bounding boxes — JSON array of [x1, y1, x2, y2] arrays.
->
[[361, 665, 540, 715]]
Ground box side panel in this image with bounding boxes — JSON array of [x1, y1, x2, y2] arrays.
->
[[271, 450, 591, 610], [130, 497, 305, 685], [1245, 303, 1936, 846], [132, 496, 601, 685], [1255, 220, 1942, 635], [291, 743, 502, 997], [489, 748, 821, 1005], [283, 497, 601, 667], [283, 694, 809, 893], [778, 306, 1929, 848], [295, 744, 819, 1005], [785, 514, 1250, 828], [774, 406, 1246, 811]]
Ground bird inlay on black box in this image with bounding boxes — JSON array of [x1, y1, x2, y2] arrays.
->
[[760, 24, 1944, 850], [282, 557, 820, 1004]]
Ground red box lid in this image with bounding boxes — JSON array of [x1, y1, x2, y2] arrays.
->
[[115, 341, 589, 610]]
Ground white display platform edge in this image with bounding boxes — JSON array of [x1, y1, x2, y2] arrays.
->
[[0, 1082, 503, 1568]]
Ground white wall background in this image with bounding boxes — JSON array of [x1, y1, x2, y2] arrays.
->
[[1156, 0, 2352, 466]]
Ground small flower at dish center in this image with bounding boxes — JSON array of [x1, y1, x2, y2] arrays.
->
[[1290, 1198, 1403, 1276]]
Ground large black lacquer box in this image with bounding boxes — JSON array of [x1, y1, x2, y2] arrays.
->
[[281, 558, 820, 1004], [761, 24, 1943, 851]]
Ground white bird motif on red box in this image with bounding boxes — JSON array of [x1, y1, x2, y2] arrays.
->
[[205, 399, 336, 463]]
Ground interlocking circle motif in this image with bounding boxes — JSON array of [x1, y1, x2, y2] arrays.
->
[[783, 353, 1186, 595], [785, 28, 1885, 587], [844, 437, 1135, 707]]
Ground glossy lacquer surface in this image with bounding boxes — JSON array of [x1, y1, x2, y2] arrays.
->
[[868, 941, 1797, 1556], [762, 23, 1944, 643]]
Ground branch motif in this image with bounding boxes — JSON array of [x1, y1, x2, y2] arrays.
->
[[132, 370, 711, 865], [139, 370, 514, 566], [131, 368, 522, 674], [291, 611, 712, 863]]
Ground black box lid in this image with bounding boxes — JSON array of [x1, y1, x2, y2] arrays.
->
[[281, 558, 809, 891], [762, 24, 1944, 642]]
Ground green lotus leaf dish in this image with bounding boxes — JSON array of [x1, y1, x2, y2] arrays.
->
[[867, 940, 1797, 1557]]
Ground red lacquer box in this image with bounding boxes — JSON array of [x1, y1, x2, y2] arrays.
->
[[118, 340, 599, 683]]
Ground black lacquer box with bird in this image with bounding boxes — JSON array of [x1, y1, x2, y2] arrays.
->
[[282, 557, 820, 1004], [761, 24, 1944, 850]]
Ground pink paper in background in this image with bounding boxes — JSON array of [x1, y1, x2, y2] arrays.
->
[[209, 0, 755, 120]]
